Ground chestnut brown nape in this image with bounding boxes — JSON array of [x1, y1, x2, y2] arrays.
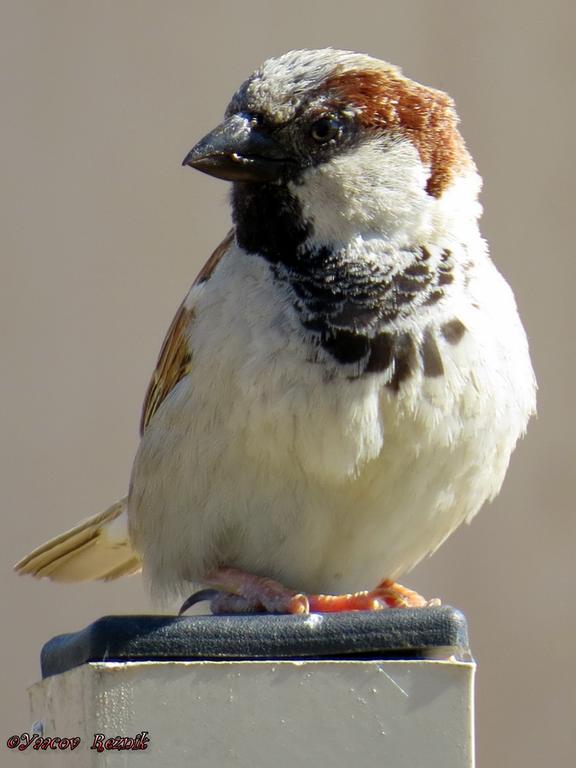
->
[[325, 68, 471, 197]]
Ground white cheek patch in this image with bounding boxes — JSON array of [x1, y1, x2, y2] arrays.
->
[[290, 137, 432, 246]]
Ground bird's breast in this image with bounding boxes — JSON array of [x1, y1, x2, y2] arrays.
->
[[186, 241, 528, 484]]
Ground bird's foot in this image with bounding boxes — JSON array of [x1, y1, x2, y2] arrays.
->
[[306, 579, 439, 612], [178, 568, 439, 615], [179, 567, 309, 615]]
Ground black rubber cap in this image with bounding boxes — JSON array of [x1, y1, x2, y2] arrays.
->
[[40, 607, 469, 678]]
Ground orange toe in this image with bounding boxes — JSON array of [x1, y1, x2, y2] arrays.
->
[[373, 579, 434, 608], [307, 581, 437, 613], [307, 591, 386, 612]]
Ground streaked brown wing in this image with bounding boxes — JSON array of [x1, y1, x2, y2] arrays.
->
[[139, 229, 234, 434]]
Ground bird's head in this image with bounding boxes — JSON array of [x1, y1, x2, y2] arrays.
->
[[183, 49, 479, 252]]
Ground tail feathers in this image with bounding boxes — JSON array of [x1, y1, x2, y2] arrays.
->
[[14, 499, 142, 582]]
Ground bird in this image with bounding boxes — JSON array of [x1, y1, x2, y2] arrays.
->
[[15, 48, 536, 614]]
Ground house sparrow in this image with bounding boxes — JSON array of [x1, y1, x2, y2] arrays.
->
[[16, 49, 536, 614]]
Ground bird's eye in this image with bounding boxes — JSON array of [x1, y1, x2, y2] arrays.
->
[[310, 115, 342, 144]]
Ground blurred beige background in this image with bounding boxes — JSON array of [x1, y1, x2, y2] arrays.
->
[[1, 1, 574, 765]]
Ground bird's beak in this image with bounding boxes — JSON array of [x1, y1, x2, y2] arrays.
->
[[182, 113, 292, 183]]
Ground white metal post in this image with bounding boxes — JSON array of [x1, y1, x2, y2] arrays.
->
[[25, 609, 475, 767]]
